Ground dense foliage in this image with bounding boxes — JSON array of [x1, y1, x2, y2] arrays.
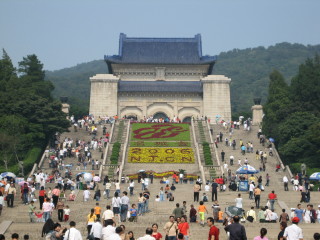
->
[[46, 42, 320, 116], [0, 50, 70, 175], [263, 55, 320, 170]]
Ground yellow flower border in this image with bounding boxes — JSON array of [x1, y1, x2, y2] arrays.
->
[[128, 147, 195, 164]]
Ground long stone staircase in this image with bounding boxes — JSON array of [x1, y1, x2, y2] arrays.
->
[[1, 122, 320, 239]]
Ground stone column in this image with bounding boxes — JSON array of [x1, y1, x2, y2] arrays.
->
[[89, 74, 119, 117], [201, 75, 232, 122], [251, 105, 263, 126], [61, 103, 70, 115]]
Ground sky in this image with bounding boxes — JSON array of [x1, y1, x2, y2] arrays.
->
[[1, 0, 320, 71]]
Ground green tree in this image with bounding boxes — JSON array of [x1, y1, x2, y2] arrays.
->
[[262, 70, 291, 141], [290, 55, 320, 113]]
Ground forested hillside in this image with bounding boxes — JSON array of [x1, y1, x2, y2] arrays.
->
[[0, 51, 69, 175], [263, 55, 320, 172], [46, 42, 320, 116]]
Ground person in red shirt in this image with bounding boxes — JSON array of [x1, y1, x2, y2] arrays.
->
[[151, 223, 163, 240], [178, 216, 189, 239], [207, 217, 219, 240], [268, 190, 277, 211]]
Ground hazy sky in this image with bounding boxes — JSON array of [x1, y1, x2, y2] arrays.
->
[[1, 0, 319, 71]]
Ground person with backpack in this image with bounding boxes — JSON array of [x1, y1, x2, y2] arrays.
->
[[279, 209, 289, 224]]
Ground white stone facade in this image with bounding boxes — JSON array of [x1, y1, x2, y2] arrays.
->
[[89, 65, 232, 122]]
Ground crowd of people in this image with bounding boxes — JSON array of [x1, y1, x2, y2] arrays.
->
[[1, 115, 320, 240]]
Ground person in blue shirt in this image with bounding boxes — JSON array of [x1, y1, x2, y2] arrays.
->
[[294, 204, 304, 223]]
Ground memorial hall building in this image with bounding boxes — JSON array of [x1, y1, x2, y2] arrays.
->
[[89, 33, 231, 122]]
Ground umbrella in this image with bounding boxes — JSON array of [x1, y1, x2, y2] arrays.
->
[[83, 173, 93, 182], [269, 138, 275, 143], [236, 165, 259, 174], [76, 172, 87, 176], [65, 164, 72, 167], [309, 172, 320, 181], [215, 114, 221, 118], [0, 172, 16, 179], [225, 206, 243, 217], [18, 181, 29, 186], [138, 170, 145, 173], [93, 176, 100, 182]]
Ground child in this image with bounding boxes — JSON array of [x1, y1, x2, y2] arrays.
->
[[94, 202, 101, 221], [28, 201, 36, 222], [198, 201, 208, 226], [64, 205, 70, 221], [218, 209, 224, 223], [202, 193, 208, 202], [34, 211, 44, 222], [182, 201, 187, 214], [129, 204, 138, 222]]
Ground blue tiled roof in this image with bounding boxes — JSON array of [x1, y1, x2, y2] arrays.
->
[[118, 81, 203, 93], [105, 33, 216, 72]]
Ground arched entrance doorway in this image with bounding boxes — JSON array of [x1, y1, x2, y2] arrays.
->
[[126, 115, 138, 121], [153, 112, 168, 120], [182, 116, 192, 123]]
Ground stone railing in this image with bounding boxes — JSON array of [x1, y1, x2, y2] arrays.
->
[[28, 163, 38, 178], [118, 120, 131, 182], [206, 120, 224, 175], [191, 120, 206, 184], [272, 143, 293, 178], [99, 121, 115, 178]]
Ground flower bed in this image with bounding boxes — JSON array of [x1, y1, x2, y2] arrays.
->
[[128, 147, 195, 163], [131, 123, 190, 142], [126, 170, 198, 180], [130, 141, 191, 147]]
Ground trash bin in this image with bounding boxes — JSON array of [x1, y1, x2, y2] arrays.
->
[[79, 182, 83, 190]]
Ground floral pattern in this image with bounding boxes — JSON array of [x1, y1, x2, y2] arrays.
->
[[128, 147, 195, 163]]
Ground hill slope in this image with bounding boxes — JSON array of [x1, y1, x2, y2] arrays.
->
[[46, 42, 320, 115]]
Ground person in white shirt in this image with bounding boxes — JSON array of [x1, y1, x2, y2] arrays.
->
[[108, 226, 123, 240], [102, 205, 115, 225], [137, 228, 156, 240], [238, 159, 242, 166], [101, 219, 115, 240], [90, 218, 102, 239], [283, 176, 289, 191], [270, 210, 279, 222], [63, 221, 82, 240], [223, 163, 228, 171], [129, 180, 135, 196], [249, 182, 255, 199], [264, 207, 273, 222], [204, 183, 210, 192], [105, 181, 112, 199], [293, 179, 299, 191], [283, 217, 303, 240], [120, 191, 130, 222], [235, 193, 243, 209], [83, 189, 91, 202], [317, 205, 320, 223], [115, 180, 120, 194]]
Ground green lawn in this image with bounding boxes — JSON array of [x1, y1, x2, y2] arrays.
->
[[131, 123, 191, 142]]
